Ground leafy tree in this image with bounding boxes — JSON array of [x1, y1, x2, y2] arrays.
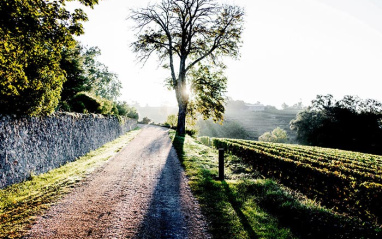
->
[[282, 102, 304, 111], [188, 63, 227, 122], [70, 91, 116, 115], [81, 46, 121, 101], [259, 127, 288, 143], [281, 103, 289, 110], [272, 127, 289, 143], [166, 114, 178, 128], [130, 0, 244, 135], [290, 95, 382, 154], [141, 117, 152, 124], [258, 132, 273, 142], [60, 44, 90, 104], [0, 0, 99, 116], [60, 44, 122, 105], [115, 101, 139, 119]]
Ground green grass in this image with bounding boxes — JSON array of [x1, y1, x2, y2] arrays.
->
[[0, 128, 141, 238], [170, 131, 382, 239]]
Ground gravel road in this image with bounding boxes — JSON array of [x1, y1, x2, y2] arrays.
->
[[26, 125, 211, 238]]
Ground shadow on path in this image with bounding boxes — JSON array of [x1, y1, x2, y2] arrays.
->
[[135, 130, 208, 238]]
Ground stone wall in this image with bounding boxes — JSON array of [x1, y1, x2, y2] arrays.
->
[[0, 112, 137, 188]]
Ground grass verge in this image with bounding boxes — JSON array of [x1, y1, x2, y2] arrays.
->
[[0, 128, 141, 238], [170, 131, 381, 239]]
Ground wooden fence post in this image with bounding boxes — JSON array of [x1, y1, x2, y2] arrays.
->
[[219, 148, 224, 180]]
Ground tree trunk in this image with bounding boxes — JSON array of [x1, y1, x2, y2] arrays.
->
[[177, 101, 187, 136], [175, 67, 188, 136]]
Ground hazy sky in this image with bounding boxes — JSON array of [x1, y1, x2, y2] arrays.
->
[[68, 0, 382, 108]]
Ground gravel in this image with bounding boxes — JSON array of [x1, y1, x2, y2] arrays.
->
[[26, 125, 211, 238]]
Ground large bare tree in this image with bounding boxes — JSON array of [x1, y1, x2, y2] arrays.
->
[[130, 0, 244, 135]]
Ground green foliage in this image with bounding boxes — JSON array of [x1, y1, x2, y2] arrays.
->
[[259, 127, 288, 143], [60, 44, 91, 103], [185, 128, 198, 137], [81, 46, 122, 101], [164, 113, 198, 136], [60, 44, 122, 106], [165, 114, 178, 128], [188, 63, 227, 122], [171, 132, 381, 238], [130, 0, 244, 135], [115, 101, 139, 119], [100, 98, 114, 115], [70, 92, 101, 113], [59, 44, 126, 116], [211, 137, 382, 224], [127, 109, 138, 119], [170, 132, 293, 238], [69, 92, 116, 115], [0, 0, 98, 116], [290, 95, 382, 154], [281, 102, 304, 111], [141, 117, 151, 124]]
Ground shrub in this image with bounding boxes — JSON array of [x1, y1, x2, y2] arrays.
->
[[165, 114, 178, 128], [126, 108, 139, 120], [70, 92, 102, 113], [259, 127, 288, 143], [141, 117, 151, 124], [100, 98, 114, 114], [115, 101, 139, 119], [111, 104, 119, 115], [186, 128, 198, 137]]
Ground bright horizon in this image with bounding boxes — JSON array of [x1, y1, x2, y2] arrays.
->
[[69, 0, 382, 108]]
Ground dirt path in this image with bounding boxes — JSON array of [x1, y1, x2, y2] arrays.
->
[[26, 125, 210, 238]]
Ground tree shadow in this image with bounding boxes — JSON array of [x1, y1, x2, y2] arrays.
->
[[135, 131, 195, 238], [165, 131, 382, 238], [236, 179, 382, 239], [221, 180, 258, 239], [172, 132, 186, 165], [171, 132, 259, 238], [135, 154, 187, 238]]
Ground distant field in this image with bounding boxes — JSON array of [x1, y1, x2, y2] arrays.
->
[[225, 109, 299, 139], [198, 109, 300, 141], [135, 105, 301, 141], [200, 137, 382, 224]]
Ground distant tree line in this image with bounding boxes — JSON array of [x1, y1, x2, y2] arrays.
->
[[290, 95, 382, 155], [0, 0, 137, 119]]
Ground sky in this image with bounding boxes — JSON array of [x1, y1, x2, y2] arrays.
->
[[67, 0, 382, 108]]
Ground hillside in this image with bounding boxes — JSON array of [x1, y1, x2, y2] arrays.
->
[[227, 108, 299, 140], [198, 107, 301, 141], [136, 101, 302, 141]]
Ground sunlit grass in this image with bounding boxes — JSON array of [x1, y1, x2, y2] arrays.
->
[[0, 128, 141, 238], [170, 131, 382, 239], [170, 131, 296, 238]]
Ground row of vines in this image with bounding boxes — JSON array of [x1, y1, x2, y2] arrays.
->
[[199, 136, 382, 224]]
